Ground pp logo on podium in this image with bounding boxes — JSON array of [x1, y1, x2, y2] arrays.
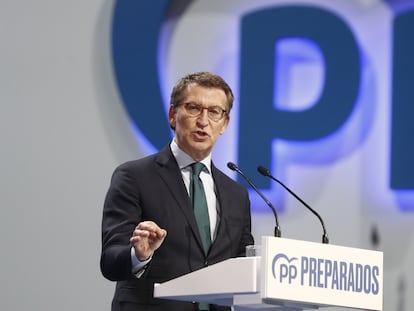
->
[[272, 253, 299, 284]]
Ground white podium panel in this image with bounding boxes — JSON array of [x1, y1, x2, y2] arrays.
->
[[154, 236, 383, 311], [154, 257, 260, 306], [260, 236, 383, 311]]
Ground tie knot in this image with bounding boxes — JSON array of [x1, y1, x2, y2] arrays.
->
[[192, 162, 205, 177]]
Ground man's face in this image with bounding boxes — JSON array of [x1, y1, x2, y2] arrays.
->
[[168, 84, 230, 161]]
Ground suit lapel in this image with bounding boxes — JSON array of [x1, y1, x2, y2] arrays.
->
[[154, 146, 205, 252]]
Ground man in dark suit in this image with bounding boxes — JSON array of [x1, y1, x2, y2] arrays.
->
[[101, 71, 254, 311]]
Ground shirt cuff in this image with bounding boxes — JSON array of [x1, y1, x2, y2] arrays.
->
[[131, 247, 152, 277]]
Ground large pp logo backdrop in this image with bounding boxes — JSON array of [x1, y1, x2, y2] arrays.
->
[[112, 0, 414, 210]]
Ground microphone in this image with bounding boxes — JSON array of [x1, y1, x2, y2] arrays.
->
[[227, 162, 281, 238], [257, 165, 329, 244]]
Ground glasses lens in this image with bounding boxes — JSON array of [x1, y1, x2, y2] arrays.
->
[[208, 107, 224, 121], [184, 103, 202, 116]]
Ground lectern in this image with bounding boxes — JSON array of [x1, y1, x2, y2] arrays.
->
[[154, 236, 383, 310]]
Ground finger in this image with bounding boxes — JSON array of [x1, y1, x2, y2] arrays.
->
[[131, 228, 151, 238], [130, 234, 151, 246], [130, 235, 145, 245], [148, 228, 167, 240], [137, 221, 159, 232], [137, 221, 166, 236], [158, 229, 167, 239]]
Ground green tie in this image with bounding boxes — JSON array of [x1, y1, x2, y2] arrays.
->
[[190, 162, 211, 255]]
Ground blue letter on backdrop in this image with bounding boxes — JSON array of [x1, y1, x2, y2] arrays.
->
[[238, 6, 360, 188], [112, 0, 172, 150], [391, 9, 414, 190]]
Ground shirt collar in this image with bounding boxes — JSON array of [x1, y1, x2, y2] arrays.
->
[[170, 138, 212, 173]]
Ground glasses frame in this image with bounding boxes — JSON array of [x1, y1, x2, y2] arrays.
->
[[178, 102, 228, 121]]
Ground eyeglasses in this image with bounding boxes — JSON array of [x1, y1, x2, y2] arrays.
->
[[179, 102, 227, 121]]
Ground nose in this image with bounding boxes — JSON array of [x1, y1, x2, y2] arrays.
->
[[196, 109, 209, 126]]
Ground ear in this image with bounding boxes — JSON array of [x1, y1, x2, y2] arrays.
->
[[168, 105, 176, 128]]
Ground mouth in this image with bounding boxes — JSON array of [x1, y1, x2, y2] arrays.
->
[[193, 130, 209, 141]]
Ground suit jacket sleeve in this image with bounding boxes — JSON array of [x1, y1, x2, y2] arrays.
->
[[100, 162, 141, 281]]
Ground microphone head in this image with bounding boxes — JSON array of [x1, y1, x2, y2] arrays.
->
[[227, 162, 237, 171], [257, 165, 271, 177]]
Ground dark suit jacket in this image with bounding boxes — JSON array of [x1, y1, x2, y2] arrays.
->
[[100, 145, 254, 311]]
